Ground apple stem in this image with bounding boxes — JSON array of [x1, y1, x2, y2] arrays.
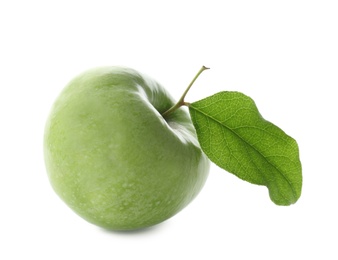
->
[[162, 66, 209, 117]]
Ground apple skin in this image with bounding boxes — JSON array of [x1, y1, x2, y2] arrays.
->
[[44, 66, 210, 230]]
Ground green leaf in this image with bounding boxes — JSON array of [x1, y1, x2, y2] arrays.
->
[[189, 91, 302, 205]]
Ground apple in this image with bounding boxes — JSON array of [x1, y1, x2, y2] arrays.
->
[[44, 66, 210, 230]]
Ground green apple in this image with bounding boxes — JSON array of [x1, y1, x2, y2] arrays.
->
[[44, 66, 210, 230]]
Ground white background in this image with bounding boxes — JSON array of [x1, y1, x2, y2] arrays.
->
[[1, 0, 337, 259]]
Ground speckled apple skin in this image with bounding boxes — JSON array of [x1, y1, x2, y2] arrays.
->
[[44, 67, 209, 230]]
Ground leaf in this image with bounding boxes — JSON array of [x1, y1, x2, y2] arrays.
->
[[189, 91, 302, 205]]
